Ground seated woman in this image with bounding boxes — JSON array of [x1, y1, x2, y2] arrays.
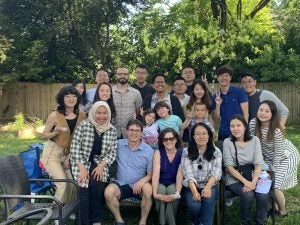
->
[[152, 128, 183, 225], [223, 114, 268, 225], [181, 122, 222, 225], [249, 100, 299, 217], [70, 101, 117, 225]]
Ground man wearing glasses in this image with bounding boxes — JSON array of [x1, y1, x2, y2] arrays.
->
[[105, 119, 154, 225], [112, 67, 143, 138]]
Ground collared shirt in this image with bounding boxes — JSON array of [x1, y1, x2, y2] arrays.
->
[[150, 93, 173, 113], [115, 139, 154, 188], [112, 85, 143, 138], [86, 88, 97, 103], [181, 147, 222, 189], [211, 86, 248, 137], [70, 119, 117, 188]]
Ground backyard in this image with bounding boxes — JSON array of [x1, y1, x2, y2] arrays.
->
[[0, 127, 299, 225]]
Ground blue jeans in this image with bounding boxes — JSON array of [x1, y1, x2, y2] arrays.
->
[[184, 185, 218, 225], [228, 182, 269, 224]]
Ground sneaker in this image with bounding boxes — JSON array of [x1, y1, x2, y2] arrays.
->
[[69, 213, 76, 220]]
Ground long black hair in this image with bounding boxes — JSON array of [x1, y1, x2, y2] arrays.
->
[[187, 122, 216, 161], [229, 114, 253, 142], [56, 86, 80, 115], [93, 82, 116, 120], [71, 79, 88, 105], [186, 79, 211, 112]]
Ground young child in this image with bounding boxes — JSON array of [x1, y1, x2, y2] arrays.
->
[[154, 101, 182, 134], [182, 102, 217, 140], [142, 109, 159, 150]]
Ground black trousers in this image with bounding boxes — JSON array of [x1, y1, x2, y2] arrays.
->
[[79, 163, 107, 225]]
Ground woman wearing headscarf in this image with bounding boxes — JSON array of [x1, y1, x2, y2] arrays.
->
[[70, 101, 117, 225]]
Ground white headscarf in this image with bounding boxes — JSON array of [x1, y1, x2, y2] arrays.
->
[[88, 101, 111, 133]]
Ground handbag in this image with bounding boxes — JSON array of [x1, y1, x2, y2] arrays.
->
[[233, 141, 254, 181]]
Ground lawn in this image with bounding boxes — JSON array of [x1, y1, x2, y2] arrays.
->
[[0, 127, 299, 225]]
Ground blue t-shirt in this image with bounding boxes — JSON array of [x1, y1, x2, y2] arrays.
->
[[156, 115, 182, 134], [115, 139, 154, 188], [159, 148, 182, 185], [211, 86, 248, 137]]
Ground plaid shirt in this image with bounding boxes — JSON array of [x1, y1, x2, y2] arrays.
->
[[70, 119, 117, 188], [181, 147, 222, 189]]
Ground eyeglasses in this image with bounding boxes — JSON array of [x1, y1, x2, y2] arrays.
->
[[128, 129, 141, 133], [241, 80, 254, 85], [154, 81, 166, 84], [64, 95, 78, 99], [163, 137, 176, 142], [197, 158, 203, 170]]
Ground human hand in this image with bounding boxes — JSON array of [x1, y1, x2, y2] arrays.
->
[[78, 166, 89, 184], [133, 179, 145, 194], [62, 158, 70, 169], [201, 73, 208, 87], [215, 90, 222, 106], [201, 186, 212, 198], [91, 163, 105, 181], [192, 191, 201, 201], [54, 126, 67, 133]]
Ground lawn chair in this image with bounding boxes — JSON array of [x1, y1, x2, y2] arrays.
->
[[0, 207, 53, 225], [0, 155, 81, 225], [19, 143, 55, 195]]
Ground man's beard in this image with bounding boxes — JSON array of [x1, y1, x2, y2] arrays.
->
[[118, 78, 128, 84]]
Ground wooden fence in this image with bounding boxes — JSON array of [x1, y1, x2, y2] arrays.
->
[[0, 82, 300, 125]]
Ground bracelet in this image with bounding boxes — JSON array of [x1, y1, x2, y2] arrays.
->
[[173, 191, 181, 199]]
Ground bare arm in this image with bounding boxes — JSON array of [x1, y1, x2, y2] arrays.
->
[[151, 151, 161, 198], [240, 102, 249, 123]]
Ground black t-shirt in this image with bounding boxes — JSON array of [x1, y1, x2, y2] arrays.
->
[[131, 83, 155, 100]]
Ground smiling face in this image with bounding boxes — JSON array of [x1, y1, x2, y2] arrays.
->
[[241, 75, 257, 96], [156, 106, 169, 119], [230, 118, 246, 141], [98, 83, 111, 101], [217, 72, 232, 87], [153, 76, 167, 94], [193, 83, 205, 100], [162, 131, 177, 151], [193, 125, 209, 147], [257, 103, 272, 123], [94, 106, 109, 125], [63, 94, 78, 108], [127, 124, 143, 143], [96, 70, 109, 84], [173, 79, 187, 95], [144, 112, 156, 126]]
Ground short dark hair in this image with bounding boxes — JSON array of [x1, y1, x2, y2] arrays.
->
[[216, 65, 233, 77], [126, 119, 144, 132], [152, 72, 167, 84], [56, 86, 80, 115], [71, 79, 88, 105], [95, 67, 109, 76], [241, 71, 257, 80], [173, 77, 186, 84], [142, 109, 156, 125], [135, 64, 148, 71], [181, 66, 195, 72], [158, 128, 182, 149], [154, 101, 171, 116]]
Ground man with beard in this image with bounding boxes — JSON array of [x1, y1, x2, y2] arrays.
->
[[112, 67, 143, 138]]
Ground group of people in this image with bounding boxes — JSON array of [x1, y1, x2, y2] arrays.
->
[[39, 64, 298, 225]]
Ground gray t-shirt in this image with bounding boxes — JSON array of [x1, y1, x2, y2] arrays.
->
[[223, 136, 264, 186]]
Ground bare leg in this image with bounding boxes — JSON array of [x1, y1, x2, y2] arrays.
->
[[139, 182, 153, 225], [104, 183, 124, 222], [274, 189, 287, 213]]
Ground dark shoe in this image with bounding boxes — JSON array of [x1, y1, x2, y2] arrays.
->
[[114, 222, 125, 225], [241, 222, 251, 225], [267, 209, 278, 217], [277, 211, 288, 217]]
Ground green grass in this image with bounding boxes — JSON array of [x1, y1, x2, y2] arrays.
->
[[0, 128, 299, 225]]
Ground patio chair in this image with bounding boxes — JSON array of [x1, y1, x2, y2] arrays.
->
[[0, 155, 81, 225], [0, 207, 53, 225]]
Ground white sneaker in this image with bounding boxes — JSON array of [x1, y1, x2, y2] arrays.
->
[[225, 197, 235, 207], [69, 214, 76, 220]]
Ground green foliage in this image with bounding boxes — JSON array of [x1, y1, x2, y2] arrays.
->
[[13, 113, 43, 131]]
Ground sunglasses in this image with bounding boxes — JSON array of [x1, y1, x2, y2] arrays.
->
[[163, 137, 176, 142], [197, 158, 203, 170]]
